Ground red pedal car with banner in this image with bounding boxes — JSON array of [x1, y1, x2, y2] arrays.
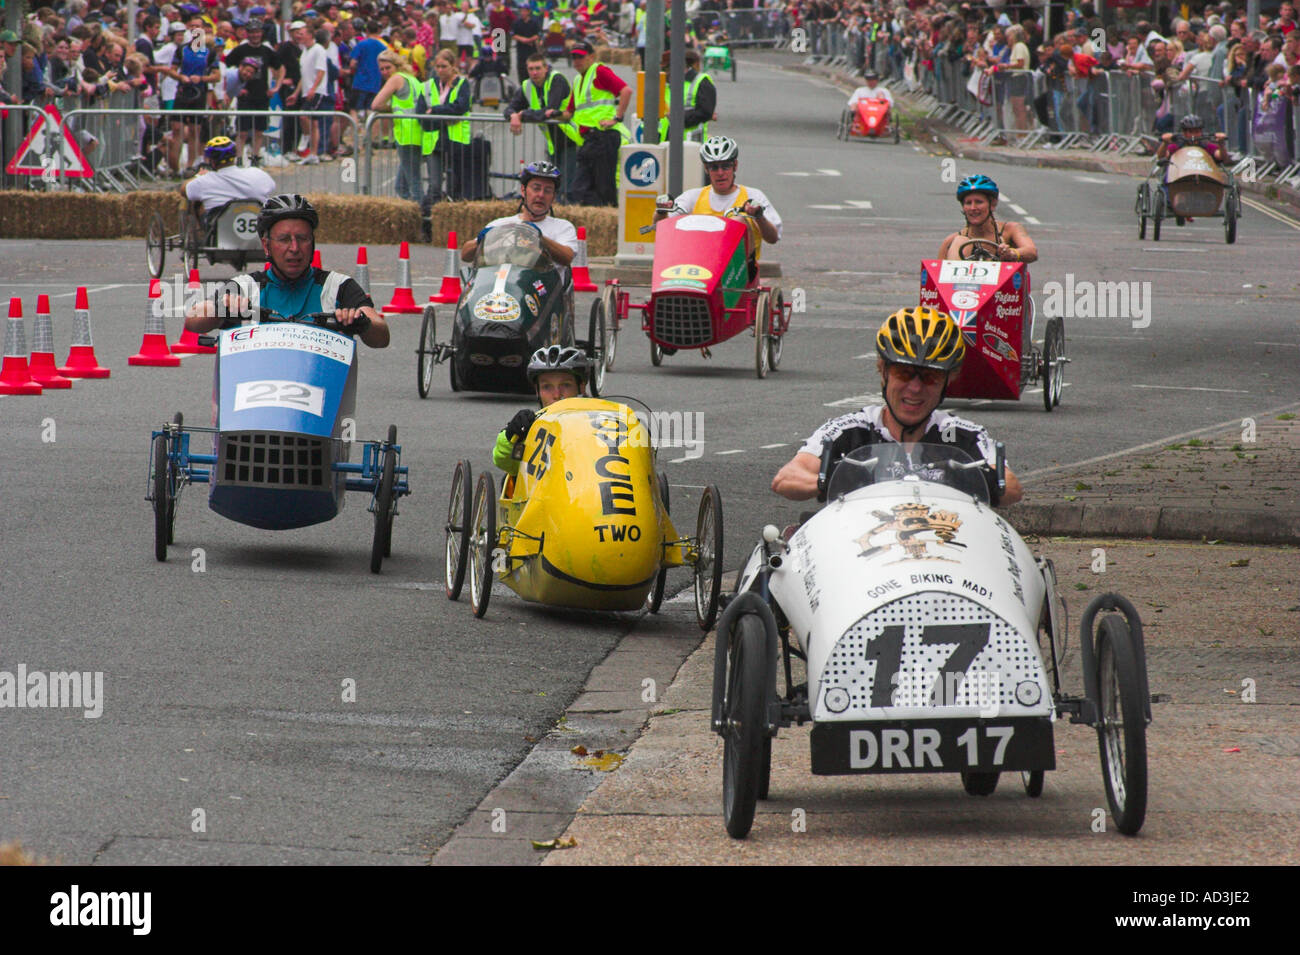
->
[[598, 212, 792, 379], [836, 96, 901, 144], [919, 254, 1065, 412]]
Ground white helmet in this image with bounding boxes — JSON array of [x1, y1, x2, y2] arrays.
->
[[700, 135, 739, 163]]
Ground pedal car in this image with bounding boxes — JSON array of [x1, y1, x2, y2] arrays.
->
[[603, 212, 792, 378], [416, 221, 599, 396], [716, 443, 1151, 839], [703, 44, 737, 81], [147, 310, 410, 573], [1135, 144, 1240, 243], [919, 255, 1065, 411], [836, 96, 900, 144], [146, 199, 264, 278], [444, 396, 724, 630]]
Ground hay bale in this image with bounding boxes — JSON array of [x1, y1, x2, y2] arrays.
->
[[0, 191, 127, 239], [306, 193, 422, 245], [121, 190, 187, 236]]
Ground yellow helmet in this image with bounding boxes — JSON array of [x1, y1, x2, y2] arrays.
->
[[203, 135, 237, 168], [876, 307, 965, 372]]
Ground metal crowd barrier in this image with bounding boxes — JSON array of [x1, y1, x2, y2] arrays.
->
[[1, 104, 59, 191]]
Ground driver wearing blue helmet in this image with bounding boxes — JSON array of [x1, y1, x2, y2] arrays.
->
[[938, 175, 1038, 264]]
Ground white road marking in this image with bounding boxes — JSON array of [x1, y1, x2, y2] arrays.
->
[[1256, 340, 1299, 347], [760, 443, 788, 449], [1130, 267, 1210, 274], [817, 168, 842, 176], [809, 203, 846, 209], [1073, 175, 1109, 183], [716, 449, 746, 456], [1009, 203, 1028, 215], [844, 199, 874, 209], [48, 283, 131, 298], [1242, 197, 1300, 229], [1023, 216, 1042, 225], [1141, 247, 1201, 252], [1131, 384, 1249, 393]]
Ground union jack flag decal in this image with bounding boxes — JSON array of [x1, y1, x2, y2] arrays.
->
[[953, 309, 979, 346]]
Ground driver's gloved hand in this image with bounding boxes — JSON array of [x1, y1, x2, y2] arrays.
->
[[505, 409, 536, 442], [347, 311, 371, 334]]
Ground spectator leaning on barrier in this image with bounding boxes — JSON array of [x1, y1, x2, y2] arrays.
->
[[505, 51, 578, 202], [420, 47, 471, 211], [370, 49, 425, 202], [560, 39, 630, 208]]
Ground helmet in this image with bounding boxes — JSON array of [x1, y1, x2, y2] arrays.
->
[[700, 135, 739, 164], [1179, 113, 1204, 130], [864, 69, 879, 80], [520, 159, 561, 188], [256, 194, 319, 238], [956, 174, 998, 201], [876, 307, 965, 372], [246, 18, 265, 31], [526, 345, 589, 388], [204, 135, 237, 169]]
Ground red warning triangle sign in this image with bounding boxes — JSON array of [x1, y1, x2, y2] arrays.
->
[[5, 104, 94, 178]]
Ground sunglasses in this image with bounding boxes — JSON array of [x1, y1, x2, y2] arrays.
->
[[705, 162, 735, 172], [888, 365, 945, 386]]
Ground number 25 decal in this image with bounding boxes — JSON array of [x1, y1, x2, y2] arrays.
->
[[526, 427, 556, 480]]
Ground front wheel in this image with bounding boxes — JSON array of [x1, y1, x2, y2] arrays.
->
[[417, 305, 436, 398], [650, 338, 664, 367], [753, 291, 770, 379], [445, 459, 472, 600], [469, 471, 497, 619], [961, 771, 1000, 796], [1151, 189, 1164, 241], [1136, 183, 1149, 239], [146, 212, 166, 278], [152, 433, 172, 562], [600, 285, 619, 371], [1021, 770, 1045, 797], [647, 471, 670, 614], [767, 288, 784, 371], [1041, 324, 1058, 413], [369, 425, 397, 573], [1096, 615, 1149, 835], [722, 613, 768, 839], [694, 485, 724, 632], [1224, 192, 1237, 244], [586, 297, 608, 397]]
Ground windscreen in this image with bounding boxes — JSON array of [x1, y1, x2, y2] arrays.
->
[[825, 443, 992, 505], [474, 222, 553, 271]]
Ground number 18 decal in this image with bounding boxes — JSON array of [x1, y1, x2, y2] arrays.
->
[[233, 379, 325, 417]]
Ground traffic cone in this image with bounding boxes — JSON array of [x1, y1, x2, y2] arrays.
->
[[57, 286, 110, 378], [355, 246, 370, 295], [171, 269, 217, 355], [128, 278, 182, 367], [312, 249, 322, 269], [429, 231, 462, 304], [382, 241, 421, 314], [0, 298, 43, 396], [28, 294, 72, 389], [572, 226, 597, 292]]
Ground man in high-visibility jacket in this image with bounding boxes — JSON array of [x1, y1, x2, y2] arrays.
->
[[420, 48, 472, 210], [504, 52, 578, 202], [657, 48, 716, 142], [559, 40, 631, 207]]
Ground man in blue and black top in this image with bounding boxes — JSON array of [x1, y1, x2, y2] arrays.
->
[[184, 194, 390, 349]]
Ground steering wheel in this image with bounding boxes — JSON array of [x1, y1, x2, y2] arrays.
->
[[957, 238, 1001, 261]]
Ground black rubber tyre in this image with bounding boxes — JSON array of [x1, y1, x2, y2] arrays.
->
[[369, 425, 397, 574], [167, 412, 182, 544], [837, 109, 849, 141], [152, 432, 170, 562], [722, 613, 767, 839], [1021, 770, 1045, 797], [445, 459, 472, 600], [647, 471, 670, 614], [586, 298, 607, 397], [650, 338, 664, 367], [1224, 194, 1237, 244], [757, 736, 772, 800], [1152, 190, 1164, 241], [181, 211, 200, 273], [694, 485, 724, 632], [417, 305, 436, 398], [449, 352, 462, 392], [961, 771, 1000, 796], [600, 285, 618, 371], [1136, 184, 1148, 239], [754, 291, 770, 379], [1041, 327, 1057, 413], [1049, 319, 1065, 408], [146, 212, 166, 278], [767, 288, 784, 371], [892, 118, 901, 144], [469, 471, 497, 619], [1096, 615, 1148, 835]]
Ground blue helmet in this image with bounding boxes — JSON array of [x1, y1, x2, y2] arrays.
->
[[956, 174, 999, 201]]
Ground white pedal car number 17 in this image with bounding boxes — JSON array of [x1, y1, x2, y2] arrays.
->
[[233, 379, 326, 417]]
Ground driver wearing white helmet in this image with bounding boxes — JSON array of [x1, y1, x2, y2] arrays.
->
[[653, 135, 781, 256]]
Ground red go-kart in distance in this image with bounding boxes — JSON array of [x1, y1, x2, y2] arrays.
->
[[919, 253, 1066, 412], [598, 211, 792, 379], [837, 96, 901, 144]]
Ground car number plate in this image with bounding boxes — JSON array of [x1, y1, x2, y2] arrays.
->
[[810, 717, 1054, 775]]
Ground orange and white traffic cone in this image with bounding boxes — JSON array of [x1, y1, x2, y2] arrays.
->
[[429, 231, 462, 304], [383, 242, 421, 314], [0, 297, 43, 396], [128, 278, 182, 367], [58, 286, 110, 378], [28, 293, 72, 389], [571, 226, 597, 292], [171, 268, 217, 355], [355, 246, 370, 295]]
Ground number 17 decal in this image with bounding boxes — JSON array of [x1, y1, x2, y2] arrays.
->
[[864, 622, 991, 708]]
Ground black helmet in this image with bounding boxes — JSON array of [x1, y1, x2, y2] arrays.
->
[[1179, 113, 1204, 130], [256, 194, 318, 238], [520, 160, 561, 188], [526, 345, 589, 388]]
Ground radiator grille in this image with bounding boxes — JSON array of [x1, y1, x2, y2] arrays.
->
[[219, 432, 327, 488], [653, 294, 713, 347]]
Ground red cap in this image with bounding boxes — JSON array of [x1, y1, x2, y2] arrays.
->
[[7, 297, 21, 319], [37, 294, 50, 313], [399, 241, 409, 258], [356, 246, 368, 265], [577, 226, 587, 239], [75, 286, 89, 309], [149, 278, 162, 297], [447, 231, 458, 248]]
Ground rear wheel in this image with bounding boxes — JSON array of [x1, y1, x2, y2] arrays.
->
[[146, 212, 166, 278], [449, 351, 462, 392], [369, 425, 397, 574], [1096, 615, 1148, 835], [445, 459, 472, 600], [647, 471, 670, 614], [767, 288, 784, 370], [586, 298, 607, 397], [1136, 184, 1149, 239], [1021, 770, 1045, 797], [694, 485, 724, 632], [961, 771, 1000, 796], [753, 291, 770, 379], [1224, 193, 1237, 244], [152, 432, 171, 562], [722, 613, 768, 839], [1151, 189, 1164, 241], [1041, 321, 1058, 412], [417, 305, 436, 398], [469, 472, 497, 619]]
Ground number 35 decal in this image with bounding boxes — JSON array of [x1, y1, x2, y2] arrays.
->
[[233, 379, 325, 417]]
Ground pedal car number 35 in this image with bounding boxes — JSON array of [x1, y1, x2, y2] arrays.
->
[[233, 379, 326, 417]]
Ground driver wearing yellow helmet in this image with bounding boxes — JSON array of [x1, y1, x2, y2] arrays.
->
[[179, 135, 276, 229], [772, 307, 1023, 506]]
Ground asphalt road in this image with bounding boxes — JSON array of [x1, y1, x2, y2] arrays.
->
[[1, 49, 1297, 864]]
